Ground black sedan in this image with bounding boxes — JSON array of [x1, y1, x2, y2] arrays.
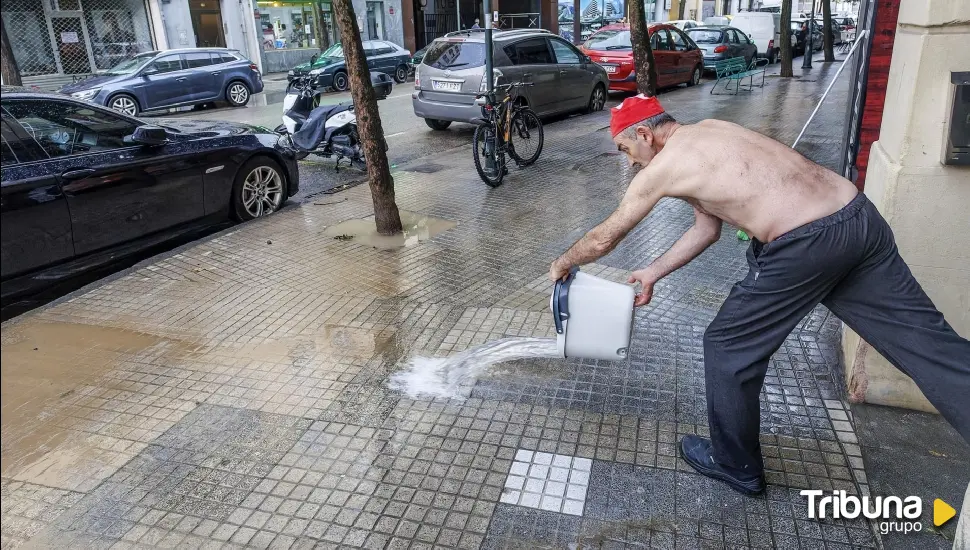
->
[[287, 41, 412, 90], [1, 87, 299, 306]]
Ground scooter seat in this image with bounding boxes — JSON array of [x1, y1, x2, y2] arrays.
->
[[291, 103, 354, 152]]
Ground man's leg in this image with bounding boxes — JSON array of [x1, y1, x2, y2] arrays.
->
[[822, 208, 970, 443], [683, 236, 851, 494]]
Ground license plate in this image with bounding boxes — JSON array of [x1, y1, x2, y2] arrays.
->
[[601, 64, 618, 74], [432, 80, 462, 92]]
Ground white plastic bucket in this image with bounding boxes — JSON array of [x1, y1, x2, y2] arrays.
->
[[550, 269, 636, 361]]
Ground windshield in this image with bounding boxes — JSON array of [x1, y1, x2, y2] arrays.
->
[[320, 44, 343, 58], [105, 53, 154, 75], [584, 30, 632, 50], [422, 40, 486, 69], [687, 30, 723, 43]]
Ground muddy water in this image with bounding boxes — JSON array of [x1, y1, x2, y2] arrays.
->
[[1, 318, 396, 490], [323, 210, 456, 249], [389, 337, 560, 399], [0, 321, 168, 486]]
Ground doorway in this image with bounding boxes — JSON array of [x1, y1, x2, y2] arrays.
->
[[50, 15, 93, 74], [365, 1, 385, 40], [189, 0, 226, 47]]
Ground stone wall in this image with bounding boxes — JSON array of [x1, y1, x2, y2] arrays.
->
[[845, 0, 970, 412]]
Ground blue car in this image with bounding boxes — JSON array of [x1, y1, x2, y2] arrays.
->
[[59, 48, 264, 116]]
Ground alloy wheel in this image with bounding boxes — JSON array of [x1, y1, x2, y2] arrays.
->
[[590, 87, 606, 111], [333, 73, 348, 91], [229, 83, 249, 105], [110, 96, 137, 115], [692, 68, 701, 85], [241, 165, 283, 218]]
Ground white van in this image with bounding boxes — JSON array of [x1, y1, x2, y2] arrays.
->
[[730, 12, 781, 63]]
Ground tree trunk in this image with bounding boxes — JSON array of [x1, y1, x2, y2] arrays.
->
[[1, 17, 23, 86], [780, 0, 794, 77], [313, 2, 329, 51], [331, 0, 403, 235], [678, 0, 686, 19], [627, 0, 658, 96], [821, 0, 835, 62]]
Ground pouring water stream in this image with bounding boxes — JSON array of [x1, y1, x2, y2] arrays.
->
[[389, 337, 560, 399]]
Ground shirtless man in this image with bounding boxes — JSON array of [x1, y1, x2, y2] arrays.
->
[[548, 95, 970, 495]]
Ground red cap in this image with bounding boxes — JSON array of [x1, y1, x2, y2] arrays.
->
[[610, 94, 665, 137]]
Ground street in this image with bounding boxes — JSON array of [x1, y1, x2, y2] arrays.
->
[[161, 76, 573, 201], [159, 70, 722, 202]]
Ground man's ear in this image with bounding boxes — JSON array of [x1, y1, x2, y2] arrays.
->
[[635, 125, 654, 147]]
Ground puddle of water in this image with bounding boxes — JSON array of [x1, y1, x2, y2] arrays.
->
[[323, 210, 456, 250], [389, 337, 559, 399], [1, 321, 168, 483]]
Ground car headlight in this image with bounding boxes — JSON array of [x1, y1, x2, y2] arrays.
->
[[308, 68, 323, 76], [70, 88, 101, 100]]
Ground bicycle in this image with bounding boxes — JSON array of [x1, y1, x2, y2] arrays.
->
[[472, 82, 544, 187]]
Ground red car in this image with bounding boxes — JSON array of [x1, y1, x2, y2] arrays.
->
[[580, 23, 704, 92]]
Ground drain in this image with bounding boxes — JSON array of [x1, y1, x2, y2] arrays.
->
[[321, 179, 367, 195], [572, 152, 622, 172], [404, 163, 446, 174]]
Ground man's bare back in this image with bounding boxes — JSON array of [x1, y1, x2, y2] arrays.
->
[[642, 119, 859, 242]]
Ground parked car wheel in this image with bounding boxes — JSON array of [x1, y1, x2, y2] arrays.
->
[[226, 81, 251, 107], [232, 156, 286, 221], [108, 93, 139, 116], [425, 119, 452, 131], [686, 66, 701, 87], [768, 49, 777, 64], [332, 71, 349, 91], [586, 84, 606, 113], [394, 65, 409, 83]]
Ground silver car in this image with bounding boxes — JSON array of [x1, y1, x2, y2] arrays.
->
[[412, 29, 609, 130], [686, 26, 758, 70]]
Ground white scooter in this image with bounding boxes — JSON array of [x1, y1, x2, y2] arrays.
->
[[276, 73, 391, 169]]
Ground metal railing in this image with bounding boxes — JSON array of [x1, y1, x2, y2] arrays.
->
[[2, 0, 153, 79]]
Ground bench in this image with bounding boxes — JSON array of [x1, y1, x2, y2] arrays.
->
[[710, 57, 769, 95]]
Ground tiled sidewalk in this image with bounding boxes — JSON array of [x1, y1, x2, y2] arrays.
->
[[2, 59, 958, 549]]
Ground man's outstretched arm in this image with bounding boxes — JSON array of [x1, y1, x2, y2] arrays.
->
[[628, 208, 722, 306], [549, 170, 662, 280]]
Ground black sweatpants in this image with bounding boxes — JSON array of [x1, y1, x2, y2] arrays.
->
[[705, 193, 970, 473]]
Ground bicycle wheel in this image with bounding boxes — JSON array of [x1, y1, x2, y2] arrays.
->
[[507, 108, 544, 167], [472, 125, 506, 187]]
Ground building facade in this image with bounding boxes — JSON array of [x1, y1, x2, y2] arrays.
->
[[1, 0, 159, 88]]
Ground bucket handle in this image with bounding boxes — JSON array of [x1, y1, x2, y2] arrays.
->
[[552, 266, 579, 335]]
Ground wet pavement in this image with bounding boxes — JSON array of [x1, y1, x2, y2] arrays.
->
[[3, 53, 967, 549]]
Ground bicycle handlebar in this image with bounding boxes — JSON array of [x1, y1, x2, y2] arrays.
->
[[474, 81, 534, 99]]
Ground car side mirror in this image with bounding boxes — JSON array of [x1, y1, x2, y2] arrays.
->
[[310, 53, 319, 64], [141, 66, 158, 77], [125, 125, 167, 146], [582, 55, 592, 64]]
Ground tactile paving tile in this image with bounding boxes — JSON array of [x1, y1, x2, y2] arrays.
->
[[500, 449, 591, 516]]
